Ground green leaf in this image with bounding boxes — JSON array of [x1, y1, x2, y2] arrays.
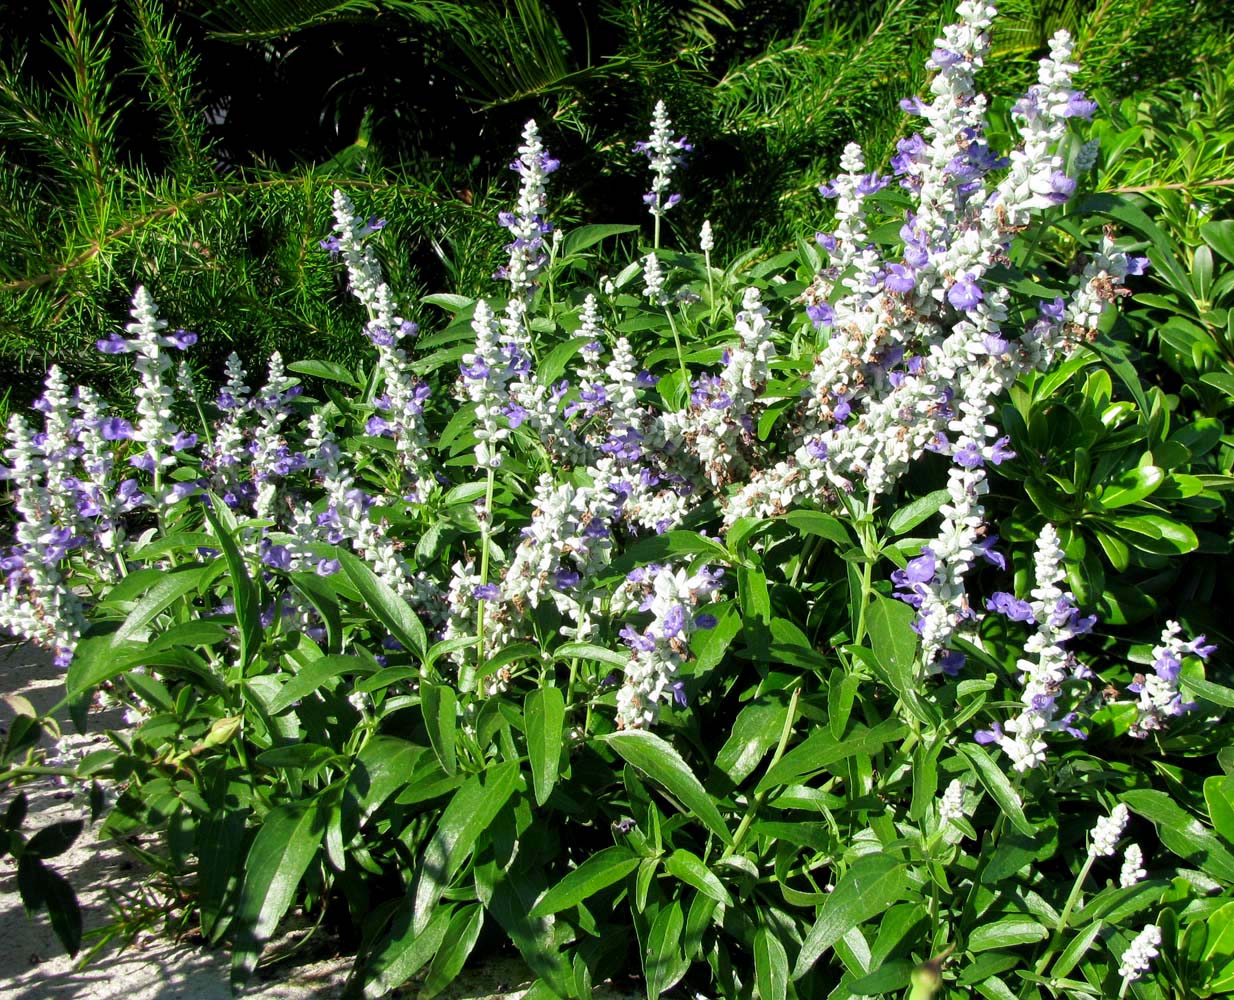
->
[[362, 902, 454, 999], [957, 743, 1035, 837], [887, 489, 950, 535], [867, 593, 919, 698], [25, 820, 83, 859], [1096, 466, 1164, 509], [421, 683, 458, 776], [664, 849, 731, 905], [1206, 775, 1234, 846], [231, 802, 324, 988], [1052, 920, 1105, 979], [1183, 676, 1234, 709], [967, 917, 1047, 953], [714, 696, 789, 785], [561, 223, 639, 258], [420, 903, 485, 1000], [113, 564, 209, 643], [287, 359, 361, 387], [781, 509, 852, 547], [268, 655, 375, 714], [203, 498, 263, 671], [754, 926, 789, 1000], [554, 641, 630, 671], [525, 686, 565, 806], [413, 762, 521, 934], [645, 900, 687, 1000], [603, 731, 731, 845], [530, 846, 641, 917], [290, 572, 343, 653], [1124, 789, 1234, 881], [1201, 219, 1234, 265], [345, 737, 427, 832], [792, 854, 909, 979], [420, 292, 475, 312], [338, 549, 427, 660], [756, 718, 906, 793]]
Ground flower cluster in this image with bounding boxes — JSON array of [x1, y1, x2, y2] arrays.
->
[[1127, 619, 1211, 737], [636, 100, 691, 225], [975, 524, 1095, 770], [610, 561, 722, 728]]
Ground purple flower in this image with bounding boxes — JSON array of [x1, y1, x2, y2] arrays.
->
[[366, 215, 387, 231], [100, 417, 133, 441], [168, 480, 201, 502], [989, 436, 1015, 465], [167, 329, 198, 350], [986, 591, 1035, 622], [366, 415, 392, 437], [316, 559, 341, 577], [1044, 170, 1076, 205], [694, 613, 717, 630], [368, 326, 395, 348], [938, 650, 965, 675], [806, 438, 828, 461], [320, 235, 341, 254], [975, 535, 1006, 571], [260, 542, 292, 571], [1062, 92, 1098, 119], [504, 403, 527, 428], [129, 452, 156, 473], [671, 681, 688, 708], [172, 431, 198, 451], [554, 568, 581, 590], [635, 370, 659, 388], [884, 264, 916, 293], [954, 441, 985, 468], [619, 624, 657, 653], [899, 96, 928, 116], [473, 584, 501, 601], [1040, 297, 1066, 322], [974, 722, 1003, 745], [807, 302, 835, 328], [1126, 256, 1150, 276], [947, 274, 984, 311], [460, 359, 490, 381], [96, 333, 129, 354], [815, 232, 837, 251], [663, 605, 687, 639], [930, 47, 963, 68]]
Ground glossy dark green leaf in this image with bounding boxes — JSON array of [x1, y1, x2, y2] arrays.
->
[[1124, 789, 1234, 881], [1095, 466, 1164, 509], [887, 489, 950, 535], [664, 849, 731, 904], [231, 801, 324, 987], [268, 654, 375, 714], [530, 846, 641, 917], [421, 683, 458, 776], [604, 731, 731, 844], [793, 854, 909, 979], [413, 761, 520, 934], [714, 697, 788, 785], [362, 902, 454, 999], [867, 593, 918, 696], [756, 718, 906, 793], [525, 686, 565, 806], [290, 571, 343, 653], [957, 743, 1035, 836], [754, 926, 788, 1000], [203, 498, 263, 671], [782, 509, 851, 547], [287, 359, 361, 387], [337, 549, 427, 661], [1206, 775, 1234, 846], [345, 736, 427, 832], [645, 900, 687, 1000]]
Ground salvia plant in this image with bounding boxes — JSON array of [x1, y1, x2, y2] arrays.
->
[[3, 4, 1234, 1000]]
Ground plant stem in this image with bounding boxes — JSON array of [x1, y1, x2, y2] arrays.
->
[[1034, 852, 1096, 976], [666, 308, 689, 389], [476, 465, 497, 667], [724, 685, 801, 857]]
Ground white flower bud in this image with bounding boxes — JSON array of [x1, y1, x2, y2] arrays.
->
[[1117, 924, 1160, 982], [1090, 803, 1129, 857]]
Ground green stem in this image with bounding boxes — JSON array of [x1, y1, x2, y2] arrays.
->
[[1034, 853, 1096, 976], [724, 685, 801, 858], [666, 308, 689, 388], [476, 466, 497, 666]]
